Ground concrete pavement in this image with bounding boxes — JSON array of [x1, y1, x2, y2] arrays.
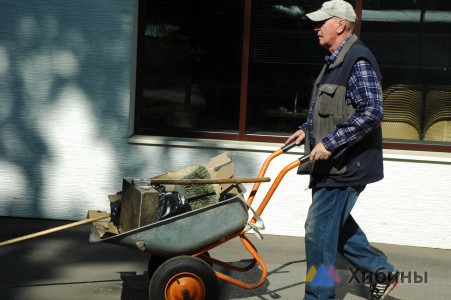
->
[[0, 217, 450, 300]]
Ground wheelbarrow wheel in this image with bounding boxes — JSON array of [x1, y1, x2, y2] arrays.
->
[[148, 254, 167, 280], [148, 252, 211, 280], [149, 255, 219, 300]]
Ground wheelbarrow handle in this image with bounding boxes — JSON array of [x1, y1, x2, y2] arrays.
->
[[281, 141, 301, 152], [299, 154, 310, 164]]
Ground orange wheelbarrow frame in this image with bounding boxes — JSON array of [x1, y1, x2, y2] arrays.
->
[[187, 142, 309, 290]]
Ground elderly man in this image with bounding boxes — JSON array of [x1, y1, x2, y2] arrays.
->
[[285, 1, 401, 299]]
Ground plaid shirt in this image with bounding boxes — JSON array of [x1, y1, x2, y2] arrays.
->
[[300, 35, 383, 152]]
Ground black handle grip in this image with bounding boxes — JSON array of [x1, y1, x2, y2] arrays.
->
[[281, 141, 299, 152], [299, 155, 310, 164]]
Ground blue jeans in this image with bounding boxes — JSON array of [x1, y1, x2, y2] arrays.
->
[[304, 186, 394, 299]]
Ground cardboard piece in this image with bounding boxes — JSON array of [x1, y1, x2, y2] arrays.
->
[[152, 152, 237, 198], [87, 210, 118, 238]]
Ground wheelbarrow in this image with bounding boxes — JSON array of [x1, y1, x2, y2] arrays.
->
[[90, 142, 309, 300]]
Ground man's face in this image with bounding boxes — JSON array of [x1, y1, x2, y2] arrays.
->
[[314, 17, 339, 52]]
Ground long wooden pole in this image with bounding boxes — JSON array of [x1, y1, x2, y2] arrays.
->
[[134, 177, 271, 186], [0, 214, 110, 247]]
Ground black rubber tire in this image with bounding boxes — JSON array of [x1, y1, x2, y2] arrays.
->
[[149, 255, 219, 300], [148, 252, 212, 280], [148, 254, 168, 280]]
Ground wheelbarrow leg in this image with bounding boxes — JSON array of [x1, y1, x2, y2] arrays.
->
[[214, 234, 268, 289]]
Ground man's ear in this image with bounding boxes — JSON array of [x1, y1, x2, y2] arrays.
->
[[336, 19, 345, 34]]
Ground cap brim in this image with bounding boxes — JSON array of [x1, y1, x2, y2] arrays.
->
[[306, 10, 333, 22]]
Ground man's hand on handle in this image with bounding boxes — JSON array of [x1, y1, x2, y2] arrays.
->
[[286, 129, 332, 163], [310, 142, 332, 162], [285, 129, 306, 146]]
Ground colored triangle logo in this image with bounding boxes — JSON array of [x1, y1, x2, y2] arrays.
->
[[328, 266, 340, 282], [310, 265, 334, 286], [304, 266, 317, 282]]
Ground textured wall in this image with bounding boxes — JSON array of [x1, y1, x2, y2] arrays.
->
[[0, 1, 450, 249], [0, 0, 135, 218]]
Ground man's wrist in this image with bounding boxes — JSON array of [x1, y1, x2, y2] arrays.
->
[[321, 139, 335, 152]]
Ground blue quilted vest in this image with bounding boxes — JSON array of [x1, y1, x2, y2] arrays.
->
[[304, 34, 384, 188]]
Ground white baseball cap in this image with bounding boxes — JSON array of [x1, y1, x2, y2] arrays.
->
[[306, 0, 357, 23]]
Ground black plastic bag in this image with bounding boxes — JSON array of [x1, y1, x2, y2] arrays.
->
[[153, 185, 192, 222], [110, 198, 122, 227]]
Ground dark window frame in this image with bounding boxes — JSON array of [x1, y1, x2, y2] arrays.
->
[[134, 0, 451, 153]]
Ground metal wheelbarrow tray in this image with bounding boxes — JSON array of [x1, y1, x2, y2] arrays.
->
[[89, 191, 248, 256]]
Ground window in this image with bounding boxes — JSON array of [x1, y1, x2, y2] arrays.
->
[[361, 0, 451, 150], [246, 0, 328, 137], [135, 0, 244, 139], [134, 0, 451, 151]]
